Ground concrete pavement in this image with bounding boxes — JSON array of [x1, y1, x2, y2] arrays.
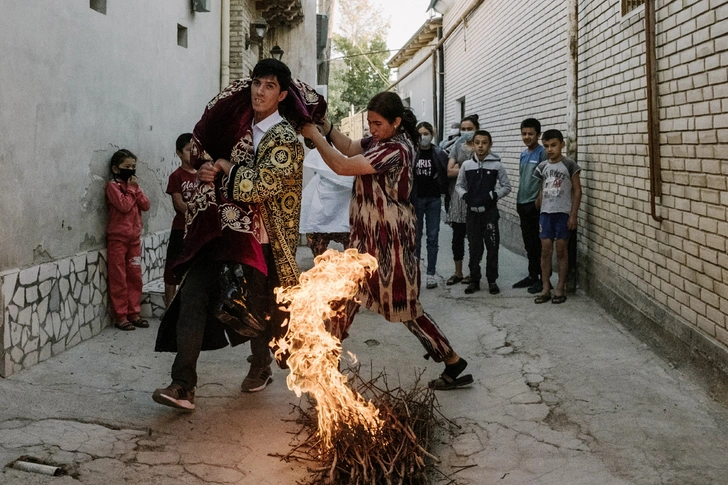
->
[[2, 221, 728, 484]]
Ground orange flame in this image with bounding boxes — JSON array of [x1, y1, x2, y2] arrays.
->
[[274, 248, 383, 449]]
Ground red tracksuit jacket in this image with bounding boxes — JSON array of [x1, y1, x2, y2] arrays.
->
[[106, 179, 151, 242]]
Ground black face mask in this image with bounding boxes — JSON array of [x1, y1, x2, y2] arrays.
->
[[116, 168, 136, 181]]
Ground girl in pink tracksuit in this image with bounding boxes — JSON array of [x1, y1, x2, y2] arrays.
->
[[106, 149, 151, 331]]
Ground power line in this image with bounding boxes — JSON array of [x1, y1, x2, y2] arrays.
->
[[328, 49, 398, 62]]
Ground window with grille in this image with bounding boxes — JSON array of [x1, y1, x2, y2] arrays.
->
[[622, 0, 645, 15]]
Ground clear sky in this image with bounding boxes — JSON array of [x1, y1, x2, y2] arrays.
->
[[371, 0, 433, 54]]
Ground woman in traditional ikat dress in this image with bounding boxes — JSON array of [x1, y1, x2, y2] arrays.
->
[[301, 91, 473, 390]]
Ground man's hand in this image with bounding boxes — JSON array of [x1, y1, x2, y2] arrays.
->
[[197, 161, 221, 183]]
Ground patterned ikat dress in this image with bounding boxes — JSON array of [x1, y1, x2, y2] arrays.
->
[[350, 133, 423, 322]]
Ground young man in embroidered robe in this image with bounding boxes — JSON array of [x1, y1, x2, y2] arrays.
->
[[153, 59, 311, 410]]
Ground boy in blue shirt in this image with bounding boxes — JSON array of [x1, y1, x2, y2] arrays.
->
[[513, 118, 547, 294], [533, 129, 582, 304], [455, 130, 511, 295]]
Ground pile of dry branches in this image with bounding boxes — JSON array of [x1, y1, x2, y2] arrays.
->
[[274, 365, 456, 485]]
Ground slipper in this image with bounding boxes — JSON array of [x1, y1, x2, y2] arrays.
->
[[552, 295, 567, 304], [115, 321, 136, 331], [461, 276, 472, 285], [130, 318, 150, 328], [534, 294, 551, 304], [446, 275, 463, 285], [428, 372, 474, 390]]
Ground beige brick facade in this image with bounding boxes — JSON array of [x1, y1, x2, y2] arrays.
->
[[431, 0, 728, 367], [230, 0, 259, 81]]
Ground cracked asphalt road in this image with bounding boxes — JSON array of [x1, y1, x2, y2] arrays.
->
[[2, 223, 728, 484]]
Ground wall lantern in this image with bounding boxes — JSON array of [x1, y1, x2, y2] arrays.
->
[[269, 45, 284, 60], [191, 0, 210, 12], [245, 17, 268, 50]]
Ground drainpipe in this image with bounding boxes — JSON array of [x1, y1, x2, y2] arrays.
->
[[566, 0, 578, 161], [220, 0, 231, 90], [431, 50, 438, 135], [645, 0, 663, 222], [566, 0, 579, 290], [437, 26, 445, 141]]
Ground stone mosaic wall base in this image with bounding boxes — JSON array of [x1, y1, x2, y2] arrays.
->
[[141, 278, 166, 320], [0, 231, 169, 377]]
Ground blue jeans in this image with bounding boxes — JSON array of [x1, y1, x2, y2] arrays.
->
[[414, 197, 441, 276]]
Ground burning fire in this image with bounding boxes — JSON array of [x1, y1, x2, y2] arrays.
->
[[274, 248, 383, 449]]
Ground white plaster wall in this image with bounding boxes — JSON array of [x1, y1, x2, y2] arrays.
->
[[0, 0, 222, 271], [395, 49, 437, 131]]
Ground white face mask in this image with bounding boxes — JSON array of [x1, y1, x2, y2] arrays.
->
[[419, 134, 433, 147]]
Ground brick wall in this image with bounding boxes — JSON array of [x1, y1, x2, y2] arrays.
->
[[438, 0, 728, 367], [230, 0, 261, 81]]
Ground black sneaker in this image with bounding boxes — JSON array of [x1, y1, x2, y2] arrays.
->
[[527, 280, 545, 294], [489, 282, 500, 294], [241, 364, 273, 392], [464, 282, 480, 294], [512, 276, 538, 288], [152, 383, 195, 411]]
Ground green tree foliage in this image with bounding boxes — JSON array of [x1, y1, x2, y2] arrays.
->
[[328, 0, 391, 126]]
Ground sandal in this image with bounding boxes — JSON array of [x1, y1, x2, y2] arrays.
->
[[552, 295, 567, 304], [130, 318, 150, 328], [115, 321, 136, 331], [461, 276, 471, 285], [428, 372, 474, 390], [534, 294, 551, 304], [446, 275, 463, 286]]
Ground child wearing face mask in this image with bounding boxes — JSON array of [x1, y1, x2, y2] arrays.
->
[[413, 122, 449, 289], [106, 149, 151, 331]]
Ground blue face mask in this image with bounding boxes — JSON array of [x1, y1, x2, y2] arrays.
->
[[460, 131, 475, 141]]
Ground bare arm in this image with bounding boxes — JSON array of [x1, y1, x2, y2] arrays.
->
[[568, 172, 582, 230], [317, 119, 363, 157], [302, 123, 375, 176], [447, 157, 460, 178], [171, 193, 187, 216]]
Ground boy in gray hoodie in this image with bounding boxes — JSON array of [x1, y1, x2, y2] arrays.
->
[[455, 130, 511, 294]]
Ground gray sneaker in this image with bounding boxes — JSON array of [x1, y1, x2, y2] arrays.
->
[[152, 383, 195, 411], [241, 364, 273, 392]]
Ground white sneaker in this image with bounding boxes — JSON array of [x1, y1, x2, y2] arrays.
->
[[426, 275, 437, 289]]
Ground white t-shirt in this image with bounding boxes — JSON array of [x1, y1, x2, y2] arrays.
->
[[534, 157, 582, 214]]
